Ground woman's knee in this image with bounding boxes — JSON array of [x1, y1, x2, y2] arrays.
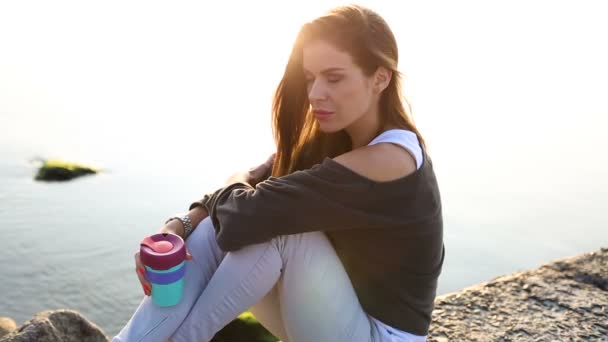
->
[[185, 216, 212, 242], [272, 231, 334, 262], [278, 231, 330, 247], [185, 217, 225, 263]]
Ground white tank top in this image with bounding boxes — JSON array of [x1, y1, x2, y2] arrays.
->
[[367, 129, 423, 170]]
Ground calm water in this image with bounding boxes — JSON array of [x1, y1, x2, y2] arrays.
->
[[1, 138, 607, 337], [2, 1, 608, 337]]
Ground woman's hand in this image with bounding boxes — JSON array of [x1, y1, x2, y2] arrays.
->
[[249, 152, 276, 186], [226, 153, 276, 188], [134, 226, 193, 297]]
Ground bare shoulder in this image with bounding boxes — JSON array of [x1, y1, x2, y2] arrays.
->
[[332, 143, 417, 182]]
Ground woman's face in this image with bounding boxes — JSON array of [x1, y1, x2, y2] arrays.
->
[[303, 39, 376, 133]]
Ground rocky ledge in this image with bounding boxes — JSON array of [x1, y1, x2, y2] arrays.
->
[[1, 248, 606, 341], [428, 247, 607, 341]]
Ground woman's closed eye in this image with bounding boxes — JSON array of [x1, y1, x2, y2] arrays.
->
[[306, 75, 343, 85], [326, 75, 343, 83]]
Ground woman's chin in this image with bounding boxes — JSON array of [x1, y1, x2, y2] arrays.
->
[[317, 122, 342, 134]]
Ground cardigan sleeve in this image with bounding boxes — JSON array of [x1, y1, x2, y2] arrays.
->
[[189, 161, 378, 251]]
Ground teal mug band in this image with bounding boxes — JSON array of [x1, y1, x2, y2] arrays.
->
[[145, 261, 186, 307], [150, 279, 184, 307]]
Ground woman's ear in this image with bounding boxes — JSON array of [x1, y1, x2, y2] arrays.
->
[[373, 67, 392, 94]]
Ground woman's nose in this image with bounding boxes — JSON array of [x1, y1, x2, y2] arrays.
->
[[308, 79, 327, 102]]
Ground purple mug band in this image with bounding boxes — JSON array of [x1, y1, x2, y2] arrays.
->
[[146, 264, 186, 285]]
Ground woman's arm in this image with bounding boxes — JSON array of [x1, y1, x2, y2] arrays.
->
[[160, 206, 209, 239], [193, 144, 421, 251], [163, 154, 274, 240]]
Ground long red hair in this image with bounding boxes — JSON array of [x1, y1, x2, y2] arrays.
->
[[271, 5, 425, 176]]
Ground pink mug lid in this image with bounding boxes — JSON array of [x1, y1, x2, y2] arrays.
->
[[139, 233, 186, 270]]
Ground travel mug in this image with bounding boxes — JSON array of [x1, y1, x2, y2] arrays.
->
[[139, 233, 187, 307]]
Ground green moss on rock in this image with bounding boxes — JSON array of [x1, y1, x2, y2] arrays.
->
[[212, 311, 279, 342], [35, 160, 99, 182]]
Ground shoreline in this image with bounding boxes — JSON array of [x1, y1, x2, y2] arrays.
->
[[2, 247, 606, 341]]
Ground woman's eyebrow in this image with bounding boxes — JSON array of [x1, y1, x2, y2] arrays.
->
[[303, 67, 346, 75]]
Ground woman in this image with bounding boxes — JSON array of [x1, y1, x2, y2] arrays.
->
[[114, 4, 443, 342]]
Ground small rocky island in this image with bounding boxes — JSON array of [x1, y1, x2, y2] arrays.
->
[[1, 248, 606, 341], [34, 159, 99, 181]]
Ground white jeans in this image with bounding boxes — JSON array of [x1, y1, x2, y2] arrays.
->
[[112, 217, 426, 342]]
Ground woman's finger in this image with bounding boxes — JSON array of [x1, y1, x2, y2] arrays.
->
[[136, 268, 151, 296], [134, 252, 151, 295], [266, 153, 276, 165]]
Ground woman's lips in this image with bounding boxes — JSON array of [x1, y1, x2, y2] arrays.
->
[[313, 110, 334, 120]]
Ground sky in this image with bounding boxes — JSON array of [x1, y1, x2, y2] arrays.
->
[[1, 0, 607, 184]]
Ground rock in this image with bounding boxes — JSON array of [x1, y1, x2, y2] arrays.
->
[[428, 247, 608, 341], [34, 160, 98, 182], [0, 310, 108, 342], [0, 317, 17, 338], [0, 310, 277, 342]]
